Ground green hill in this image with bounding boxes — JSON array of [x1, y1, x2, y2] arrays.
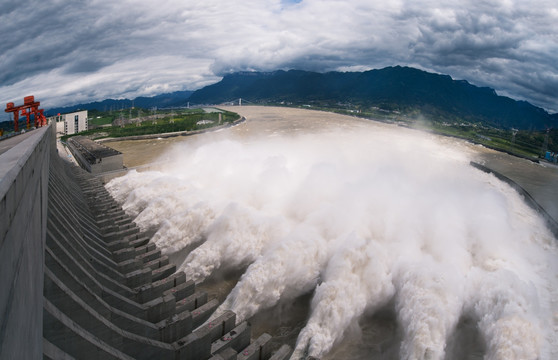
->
[[188, 67, 556, 131]]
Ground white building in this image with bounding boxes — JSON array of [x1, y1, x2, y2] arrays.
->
[[50, 110, 88, 136]]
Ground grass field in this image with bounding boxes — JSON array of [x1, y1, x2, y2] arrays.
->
[[62, 108, 239, 141]]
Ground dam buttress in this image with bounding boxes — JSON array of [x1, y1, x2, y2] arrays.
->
[[0, 125, 291, 359], [44, 146, 293, 359], [43, 150, 292, 359]]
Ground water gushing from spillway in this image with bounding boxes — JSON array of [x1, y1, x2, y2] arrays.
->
[[106, 121, 558, 359]]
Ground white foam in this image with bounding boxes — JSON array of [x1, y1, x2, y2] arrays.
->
[[106, 124, 558, 359]]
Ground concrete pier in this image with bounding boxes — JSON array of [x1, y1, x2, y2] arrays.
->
[[0, 124, 292, 359], [67, 136, 124, 174]]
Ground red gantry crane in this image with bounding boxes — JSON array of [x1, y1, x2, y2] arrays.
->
[[4, 95, 47, 133]]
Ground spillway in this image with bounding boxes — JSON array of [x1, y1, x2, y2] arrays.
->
[[0, 124, 291, 359]]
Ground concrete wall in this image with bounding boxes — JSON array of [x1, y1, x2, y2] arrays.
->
[[63, 111, 88, 135], [0, 125, 51, 359], [55, 121, 65, 136], [67, 143, 124, 174], [66, 140, 94, 173], [48, 111, 88, 135], [470, 161, 558, 238], [0, 123, 291, 360], [96, 153, 124, 174]]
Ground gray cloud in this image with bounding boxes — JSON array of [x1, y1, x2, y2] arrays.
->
[[1, 0, 557, 119]]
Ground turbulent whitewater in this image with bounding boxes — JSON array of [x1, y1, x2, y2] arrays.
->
[[106, 120, 558, 359]]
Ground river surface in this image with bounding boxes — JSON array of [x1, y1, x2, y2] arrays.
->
[[106, 106, 558, 359]]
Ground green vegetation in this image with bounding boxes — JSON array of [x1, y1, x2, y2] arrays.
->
[[428, 122, 554, 159], [87, 109, 118, 126], [63, 108, 239, 141], [303, 102, 558, 161], [86, 108, 205, 127]]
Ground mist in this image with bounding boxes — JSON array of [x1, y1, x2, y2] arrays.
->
[[106, 123, 558, 359]]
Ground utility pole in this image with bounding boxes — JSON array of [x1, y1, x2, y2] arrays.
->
[[541, 129, 549, 157], [509, 128, 518, 152]]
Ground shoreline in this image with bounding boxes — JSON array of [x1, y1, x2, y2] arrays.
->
[[99, 105, 544, 165], [96, 116, 245, 143], [471, 161, 558, 238]]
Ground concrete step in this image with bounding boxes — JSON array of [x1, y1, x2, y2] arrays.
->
[[45, 159, 289, 360]]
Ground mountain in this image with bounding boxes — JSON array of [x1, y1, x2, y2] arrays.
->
[[187, 67, 556, 130], [46, 90, 193, 116], [43, 67, 556, 130]]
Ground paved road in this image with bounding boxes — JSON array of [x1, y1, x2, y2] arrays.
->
[[0, 130, 40, 156]]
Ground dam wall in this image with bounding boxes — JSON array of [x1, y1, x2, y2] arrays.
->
[[0, 125, 51, 359], [471, 161, 558, 238], [0, 124, 291, 359], [45, 141, 290, 359], [67, 136, 124, 174]]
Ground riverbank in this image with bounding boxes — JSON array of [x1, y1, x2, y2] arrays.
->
[[97, 116, 245, 143], [471, 161, 558, 238]]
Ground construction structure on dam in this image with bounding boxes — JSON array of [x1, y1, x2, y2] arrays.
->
[[0, 123, 292, 359], [67, 136, 124, 174]]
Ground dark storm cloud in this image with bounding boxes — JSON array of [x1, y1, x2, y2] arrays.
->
[[0, 0, 556, 114], [64, 60, 108, 75], [401, 1, 558, 110]]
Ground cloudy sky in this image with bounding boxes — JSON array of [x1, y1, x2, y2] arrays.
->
[[1, 0, 557, 117]]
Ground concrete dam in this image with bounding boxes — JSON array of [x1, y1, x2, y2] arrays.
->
[[3, 105, 558, 359], [0, 124, 291, 359]]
